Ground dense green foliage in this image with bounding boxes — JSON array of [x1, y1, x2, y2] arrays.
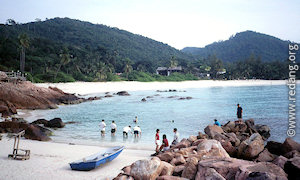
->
[[182, 31, 299, 62], [0, 18, 297, 82]]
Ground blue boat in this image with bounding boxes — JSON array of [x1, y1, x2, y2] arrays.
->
[[69, 146, 124, 171]]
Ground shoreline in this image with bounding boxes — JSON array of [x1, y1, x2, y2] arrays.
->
[[35, 80, 288, 95], [0, 136, 152, 180]]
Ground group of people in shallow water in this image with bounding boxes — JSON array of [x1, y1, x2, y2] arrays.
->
[[98, 104, 243, 153], [98, 116, 141, 138]]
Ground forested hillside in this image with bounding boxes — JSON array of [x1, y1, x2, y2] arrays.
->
[[0, 18, 193, 82], [182, 31, 295, 62], [0, 18, 298, 82]]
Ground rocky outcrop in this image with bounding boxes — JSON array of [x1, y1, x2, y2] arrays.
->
[[0, 81, 100, 117], [45, 118, 65, 128], [116, 91, 130, 96], [114, 119, 300, 180], [0, 121, 52, 141]]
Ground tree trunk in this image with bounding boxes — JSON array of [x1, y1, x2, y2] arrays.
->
[[20, 47, 25, 72]]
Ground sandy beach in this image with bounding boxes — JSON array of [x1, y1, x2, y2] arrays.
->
[[0, 136, 152, 180], [35, 80, 287, 95]]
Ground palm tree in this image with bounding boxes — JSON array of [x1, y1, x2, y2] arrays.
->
[[123, 58, 133, 79], [18, 33, 30, 72], [54, 47, 71, 81]]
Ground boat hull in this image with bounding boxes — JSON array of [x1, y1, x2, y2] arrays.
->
[[70, 146, 124, 171]]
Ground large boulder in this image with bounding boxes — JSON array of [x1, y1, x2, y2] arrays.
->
[[255, 148, 276, 162], [222, 121, 236, 133], [0, 71, 8, 81], [204, 125, 224, 139], [272, 156, 287, 169], [195, 167, 226, 180], [283, 150, 300, 159], [253, 124, 271, 140], [170, 154, 186, 166], [31, 119, 48, 126], [0, 121, 29, 133], [235, 162, 287, 180], [45, 118, 65, 128], [157, 176, 188, 180], [172, 139, 191, 149], [197, 139, 230, 159], [116, 91, 130, 96], [284, 157, 300, 180], [282, 137, 300, 154], [160, 161, 174, 176], [197, 157, 255, 179], [181, 157, 198, 179], [157, 152, 174, 163], [113, 173, 134, 180], [265, 141, 284, 155], [130, 157, 164, 180], [24, 124, 51, 141], [172, 165, 185, 176], [237, 133, 264, 160]]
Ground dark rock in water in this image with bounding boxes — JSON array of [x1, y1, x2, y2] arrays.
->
[[105, 92, 110, 94], [24, 124, 51, 141], [141, 98, 147, 102], [272, 156, 287, 169], [284, 150, 300, 159], [87, 96, 101, 101], [282, 137, 300, 154], [104, 94, 113, 98], [178, 97, 186, 100], [235, 162, 287, 180], [284, 157, 300, 180], [186, 97, 192, 100], [116, 91, 130, 96], [0, 121, 29, 133], [168, 96, 177, 98], [169, 89, 177, 92], [265, 141, 284, 155], [45, 118, 65, 128], [33, 124, 53, 136], [255, 148, 276, 162], [12, 117, 28, 123], [65, 121, 78, 124], [146, 96, 153, 98], [253, 124, 270, 140], [31, 119, 48, 126]]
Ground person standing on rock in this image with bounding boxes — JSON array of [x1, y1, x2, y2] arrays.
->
[[111, 120, 117, 136], [237, 104, 243, 122], [172, 128, 179, 145], [155, 129, 160, 153], [99, 119, 106, 137]]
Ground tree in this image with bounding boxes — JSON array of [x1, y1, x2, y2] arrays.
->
[[123, 58, 133, 79], [54, 47, 71, 81], [208, 55, 224, 79], [169, 56, 178, 67], [18, 33, 30, 72]]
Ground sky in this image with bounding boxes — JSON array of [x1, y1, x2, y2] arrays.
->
[[0, 0, 299, 49]]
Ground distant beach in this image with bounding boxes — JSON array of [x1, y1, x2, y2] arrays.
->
[[35, 80, 287, 95]]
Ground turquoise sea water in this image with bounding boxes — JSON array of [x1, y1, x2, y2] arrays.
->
[[24, 84, 300, 149]]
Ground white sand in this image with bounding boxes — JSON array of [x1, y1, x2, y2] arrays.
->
[[0, 136, 152, 180], [35, 80, 287, 95]]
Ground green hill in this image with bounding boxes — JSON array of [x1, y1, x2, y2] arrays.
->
[[182, 31, 297, 62], [0, 18, 193, 82]]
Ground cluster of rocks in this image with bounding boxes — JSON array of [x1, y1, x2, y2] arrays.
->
[[114, 119, 300, 180], [0, 81, 100, 117], [157, 90, 187, 93], [0, 117, 66, 141], [115, 91, 130, 96]]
